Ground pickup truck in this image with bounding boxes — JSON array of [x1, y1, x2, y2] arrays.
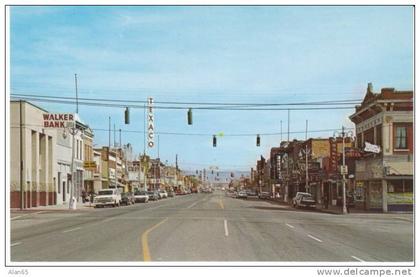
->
[[93, 189, 122, 208]]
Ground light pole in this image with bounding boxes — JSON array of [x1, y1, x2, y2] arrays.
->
[[63, 123, 80, 210], [333, 126, 353, 214]]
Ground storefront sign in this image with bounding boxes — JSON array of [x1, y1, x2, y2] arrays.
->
[[147, 97, 154, 148], [83, 161, 96, 170], [364, 142, 381, 153], [43, 113, 74, 128], [387, 193, 413, 205]]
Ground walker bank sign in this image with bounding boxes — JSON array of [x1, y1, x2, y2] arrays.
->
[[43, 113, 74, 128]]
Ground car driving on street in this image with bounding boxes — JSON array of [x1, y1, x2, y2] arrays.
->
[[293, 193, 316, 209]]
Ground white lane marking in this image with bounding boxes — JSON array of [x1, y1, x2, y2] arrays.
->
[[224, 219, 229, 237], [11, 242, 22, 247], [286, 223, 295, 229], [307, 234, 323, 242], [187, 201, 199, 209], [62, 227, 82, 233], [351, 255, 365, 262], [11, 211, 44, 220]]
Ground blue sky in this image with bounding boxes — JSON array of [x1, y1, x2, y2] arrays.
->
[[10, 6, 413, 171]]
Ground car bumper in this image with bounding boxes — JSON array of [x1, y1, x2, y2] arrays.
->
[[135, 198, 148, 202], [94, 201, 115, 206]]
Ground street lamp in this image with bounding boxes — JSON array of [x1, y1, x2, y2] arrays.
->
[[333, 126, 354, 214], [63, 122, 81, 210]]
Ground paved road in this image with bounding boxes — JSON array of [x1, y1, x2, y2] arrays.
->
[[10, 191, 413, 262]]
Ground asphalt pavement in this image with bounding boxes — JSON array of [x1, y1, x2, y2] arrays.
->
[[9, 191, 413, 262]]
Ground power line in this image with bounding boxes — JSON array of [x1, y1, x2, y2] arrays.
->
[[10, 92, 361, 106], [11, 123, 353, 137], [11, 95, 356, 111]]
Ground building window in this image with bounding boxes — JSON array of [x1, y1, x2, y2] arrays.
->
[[357, 133, 363, 149], [395, 126, 408, 149], [376, 125, 382, 147]]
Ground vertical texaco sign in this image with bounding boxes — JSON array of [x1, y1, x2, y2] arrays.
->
[[147, 97, 154, 148]]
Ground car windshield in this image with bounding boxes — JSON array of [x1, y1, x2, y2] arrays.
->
[[147, 191, 154, 195], [135, 191, 146, 195], [98, 190, 113, 195], [302, 196, 314, 201]]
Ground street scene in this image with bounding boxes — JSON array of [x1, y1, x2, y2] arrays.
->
[[7, 5, 414, 266], [11, 190, 413, 262]]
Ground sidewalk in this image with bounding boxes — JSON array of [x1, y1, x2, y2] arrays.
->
[[266, 197, 382, 214], [11, 202, 94, 212]]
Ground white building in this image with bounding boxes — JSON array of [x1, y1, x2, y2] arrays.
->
[[10, 101, 57, 208]]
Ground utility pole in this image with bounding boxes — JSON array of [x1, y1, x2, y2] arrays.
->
[[108, 116, 111, 189], [333, 126, 352, 214], [280, 120, 283, 142], [75, 74, 78, 114], [287, 109, 290, 142], [119, 129, 121, 148], [305, 120, 309, 193], [113, 124, 116, 148], [341, 126, 347, 214], [19, 100, 23, 210]]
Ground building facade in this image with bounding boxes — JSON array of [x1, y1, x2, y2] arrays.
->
[[349, 84, 413, 212], [10, 101, 57, 208]]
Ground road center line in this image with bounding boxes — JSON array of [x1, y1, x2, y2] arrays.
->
[[307, 234, 323, 242], [62, 227, 82, 233], [351, 255, 365, 262], [11, 242, 22, 247], [224, 219, 229, 237], [141, 217, 168, 262], [219, 199, 224, 209], [286, 223, 295, 229]]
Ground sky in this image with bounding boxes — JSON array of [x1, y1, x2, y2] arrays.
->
[[9, 6, 414, 172]]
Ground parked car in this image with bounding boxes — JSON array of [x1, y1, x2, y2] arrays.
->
[[158, 190, 168, 199], [246, 190, 258, 197], [294, 193, 316, 209], [134, 191, 149, 203], [237, 191, 248, 199], [120, 192, 135, 206], [167, 190, 175, 197], [292, 192, 311, 207], [259, 192, 271, 199], [147, 191, 159, 201], [93, 189, 121, 208]]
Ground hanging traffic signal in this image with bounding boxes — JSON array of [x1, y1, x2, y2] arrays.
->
[[187, 108, 192, 125], [213, 135, 217, 147], [256, 134, 260, 146], [124, 107, 130, 124]]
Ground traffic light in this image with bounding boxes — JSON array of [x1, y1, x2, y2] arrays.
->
[[187, 108, 192, 125], [124, 107, 130, 124], [213, 135, 217, 147], [256, 134, 260, 146]]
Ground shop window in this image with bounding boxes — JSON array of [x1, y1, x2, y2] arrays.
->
[[395, 126, 408, 149]]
